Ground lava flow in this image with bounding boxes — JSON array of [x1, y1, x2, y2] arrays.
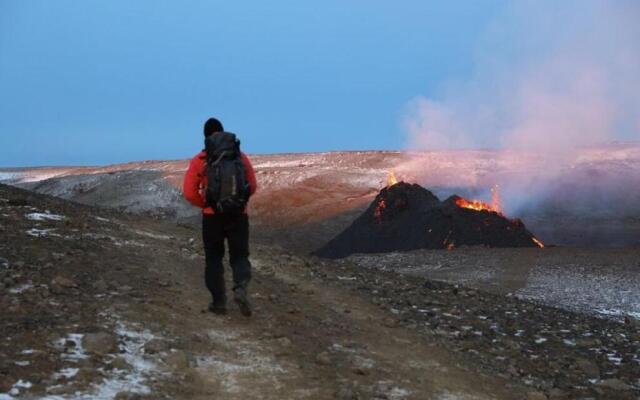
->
[[373, 198, 387, 223], [531, 237, 545, 248], [455, 198, 501, 213], [455, 184, 503, 214]]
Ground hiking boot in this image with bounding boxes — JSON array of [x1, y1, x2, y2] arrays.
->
[[234, 287, 252, 317], [208, 301, 228, 315]]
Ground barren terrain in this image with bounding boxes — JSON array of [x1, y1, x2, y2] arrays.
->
[[2, 147, 640, 399], [2, 184, 536, 399]]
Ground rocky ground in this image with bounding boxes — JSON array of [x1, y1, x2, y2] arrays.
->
[[0, 183, 527, 399], [315, 256, 640, 399], [339, 248, 640, 320], [1, 182, 639, 399]]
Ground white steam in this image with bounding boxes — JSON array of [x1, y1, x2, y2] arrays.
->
[[401, 1, 640, 245], [404, 0, 640, 155]]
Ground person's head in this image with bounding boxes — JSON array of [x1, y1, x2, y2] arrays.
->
[[204, 118, 224, 137]]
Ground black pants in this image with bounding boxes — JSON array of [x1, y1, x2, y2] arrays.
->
[[202, 213, 252, 303]]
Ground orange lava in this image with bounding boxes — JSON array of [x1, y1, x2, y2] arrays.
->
[[387, 170, 398, 187], [531, 237, 545, 248], [455, 198, 501, 213], [373, 198, 387, 223], [456, 185, 503, 214]]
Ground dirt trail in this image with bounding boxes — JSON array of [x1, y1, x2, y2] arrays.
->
[[0, 184, 531, 399], [125, 244, 527, 400]]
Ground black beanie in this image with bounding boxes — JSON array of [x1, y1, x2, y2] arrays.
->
[[204, 118, 224, 137]]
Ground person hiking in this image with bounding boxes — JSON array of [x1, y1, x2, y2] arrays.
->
[[183, 118, 258, 316]]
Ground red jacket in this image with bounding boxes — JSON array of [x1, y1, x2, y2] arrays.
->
[[183, 150, 257, 215]]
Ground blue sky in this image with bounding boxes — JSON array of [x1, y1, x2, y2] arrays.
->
[[1, 1, 507, 166]]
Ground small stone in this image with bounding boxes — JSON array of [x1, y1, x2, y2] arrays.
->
[[276, 337, 292, 347], [624, 316, 640, 328], [82, 332, 118, 355], [37, 286, 50, 298], [335, 386, 357, 400], [575, 358, 599, 379], [144, 339, 170, 354], [382, 317, 399, 328], [526, 391, 548, 400], [0, 257, 8, 269], [163, 350, 189, 370], [576, 337, 601, 348], [74, 367, 100, 382], [54, 276, 76, 288], [547, 388, 565, 399], [46, 385, 70, 395], [315, 352, 331, 366], [597, 378, 631, 391], [93, 280, 108, 292], [114, 392, 142, 400], [51, 276, 76, 294], [111, 356, 131, 371]]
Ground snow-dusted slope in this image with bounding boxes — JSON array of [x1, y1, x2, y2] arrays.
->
[[3, 144, 640, 247]]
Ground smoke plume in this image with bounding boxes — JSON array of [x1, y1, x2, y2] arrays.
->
[[401, 1, 640, 245], [404, 0, 639, 154]]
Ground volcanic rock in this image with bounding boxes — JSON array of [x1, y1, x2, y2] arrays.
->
[[82, 332, 119, 355], [163, 350, 190, 370], [315, 351, 332, 365], [315, 182, 541, 258]]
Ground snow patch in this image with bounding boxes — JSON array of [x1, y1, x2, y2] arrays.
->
[[25, 212, 65, 221], [0, 172, 21, 182], [197, 328, 287, 394], [54, 367, 79, 379], [195, 353, 285, 394], [133, 230, 172, 240], [517, 267, 640, 321], [596, 308, 640, 320], [114, 240, 146, 248], [26, 228, 60, 238], [9, 283, 34, 294], [44, 320, 160, 399], [0, 379, 33, 398], [14, 361, 30, 367], [55, 333, 88, 362]]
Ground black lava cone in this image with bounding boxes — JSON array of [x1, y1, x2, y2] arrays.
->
[[315, 182, 540, 259]]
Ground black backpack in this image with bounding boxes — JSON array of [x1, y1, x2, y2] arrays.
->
[[204, 132, 249, 215]]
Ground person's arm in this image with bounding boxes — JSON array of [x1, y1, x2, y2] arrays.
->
[[183, 155, 206, 208], [241, 153, 258, 197]]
